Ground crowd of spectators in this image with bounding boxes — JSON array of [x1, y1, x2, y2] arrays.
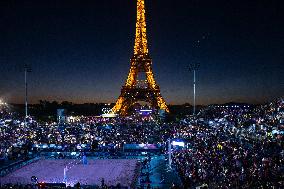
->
[[172, 99, 283, 188], [172, 124, 283, 188], [0, 117, 169, 162], [0, 98, 283, 188]]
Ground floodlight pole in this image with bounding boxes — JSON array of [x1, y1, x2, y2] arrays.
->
[[189, 63, 200, 117], [25, 68, 27, 120], [193, 69, 196, 116], [24, 65, 31, 127]]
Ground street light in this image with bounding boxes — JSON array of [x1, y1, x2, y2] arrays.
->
[[189, 62, 200, 116], [24, 64, 32, 127]]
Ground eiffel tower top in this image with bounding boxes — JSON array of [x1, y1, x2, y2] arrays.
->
[[134, 0, 149, 56]]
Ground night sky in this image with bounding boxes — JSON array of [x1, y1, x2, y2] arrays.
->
[[1, 0, 283, 105]]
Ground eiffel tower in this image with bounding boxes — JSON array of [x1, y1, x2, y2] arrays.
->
[[112, 0, 169, 116]]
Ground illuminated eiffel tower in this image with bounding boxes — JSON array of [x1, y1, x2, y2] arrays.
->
[[112, 0, 169, 115]]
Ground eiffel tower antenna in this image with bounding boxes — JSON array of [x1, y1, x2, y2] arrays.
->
[[134, 0, 148, 55], [112, 0, 169, 115]]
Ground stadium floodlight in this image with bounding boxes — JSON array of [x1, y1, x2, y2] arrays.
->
[[189, 62, 200, 117], [172, 140, 185, 147], [24, 64, 32, 127], [0, 99, 7, 106]]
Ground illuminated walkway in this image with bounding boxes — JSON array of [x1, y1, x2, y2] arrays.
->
[[137, 155, 182, 188]]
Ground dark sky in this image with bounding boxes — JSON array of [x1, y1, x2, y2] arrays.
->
[[0, 0, 283, 105]]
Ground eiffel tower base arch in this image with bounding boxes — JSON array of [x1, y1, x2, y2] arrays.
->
[[113, 87, 166, 116]]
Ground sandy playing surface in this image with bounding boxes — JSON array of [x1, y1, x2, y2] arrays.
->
[[0, 159, 138, 187]]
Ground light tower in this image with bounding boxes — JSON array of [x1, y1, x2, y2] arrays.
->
[[189, 62, 200, 116], [24, 64, 32, 127]]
